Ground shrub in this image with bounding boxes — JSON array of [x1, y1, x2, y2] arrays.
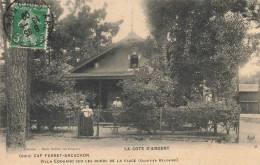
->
[[31, 91, 85, 131], [31, 61, 87, 131], [114, 68, 174, 134], [163, 100, 240, 134]]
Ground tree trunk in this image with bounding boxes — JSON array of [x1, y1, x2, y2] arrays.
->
[[26, 50, 32, 140], [6, 48, 30, 152], [226, 126, 230, 135], [213, 123, 217, 135], [0, 0, 8, 128]]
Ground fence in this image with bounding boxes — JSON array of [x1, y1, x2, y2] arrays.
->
[[77, 106, 240, 142], [29, 104, 240, 143]]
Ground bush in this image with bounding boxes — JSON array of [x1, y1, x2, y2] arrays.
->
[[31, 91, 85, 131], [112, 101, 160, 134], [163, 101, 240, 134], [31, 61, 87, 131], [114, 68, 174, 134]]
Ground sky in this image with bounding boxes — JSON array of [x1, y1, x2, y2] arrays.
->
[[239, 54, 259, 77], [91, 0, 149, 42], [239, 21, 260, 78], [61, 0, 149, 42]]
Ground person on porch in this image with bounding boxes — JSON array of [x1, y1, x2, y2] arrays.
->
[[112, 97, 122, 108]]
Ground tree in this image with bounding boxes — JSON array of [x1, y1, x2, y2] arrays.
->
[[0, 62, 6, 128], [141, 36, 185, 106], [25, 0, 64, 140], [115, 65, 175, 134], [29, 0, 122, 131], [0, 0, 30, 151], [144, 0, 259, 102], [5, 49, 31, 151], [30, 60, 80, 131], [144, 0, 260, 135], [0, 0, 63, 151], [50, 0, 123, 66]]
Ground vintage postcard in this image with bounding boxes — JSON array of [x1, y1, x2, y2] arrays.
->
[[0, 0, 260, 164]]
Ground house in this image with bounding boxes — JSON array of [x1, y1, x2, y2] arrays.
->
[[65, 32, 147, 121], [239, 84, 260, 114]]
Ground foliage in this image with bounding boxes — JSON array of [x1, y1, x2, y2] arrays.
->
[[51, 0, 123, 66], [30, 60, 92, 130], [114, 67, 175, 133], [30, 60, 97, 131], [31, 91, 85, 131], [163, 100, 240, 135], [142, 36, 188, 106], [144, 0, 260, 101], [31, 58, 75, 130], [28, 0, 120, 130], [32, 61, 74, 93]]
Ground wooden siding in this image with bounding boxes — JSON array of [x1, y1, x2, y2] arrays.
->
[[239, 92, 260, 114], [74, 45, 147, 74]]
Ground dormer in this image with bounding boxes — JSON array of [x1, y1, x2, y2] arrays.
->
[[128, 46, 142, 70]]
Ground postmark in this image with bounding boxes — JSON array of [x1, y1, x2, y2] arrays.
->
[[3, 0, 54, 49]]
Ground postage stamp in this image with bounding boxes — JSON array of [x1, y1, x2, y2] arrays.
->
[[3, 0, 54, 49]]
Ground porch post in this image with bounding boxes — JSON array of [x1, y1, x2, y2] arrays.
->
[[96, 80, 101, 138]]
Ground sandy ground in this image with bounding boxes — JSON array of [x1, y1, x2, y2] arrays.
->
[[0, 115, 259, 165]]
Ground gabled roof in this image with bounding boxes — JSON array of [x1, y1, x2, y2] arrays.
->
[[239, 84, 259, 92], [69, 31, 144, 73]]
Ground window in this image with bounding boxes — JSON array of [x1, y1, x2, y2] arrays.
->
[[130, 55, 138, 69], [129, 47, 139, 69]]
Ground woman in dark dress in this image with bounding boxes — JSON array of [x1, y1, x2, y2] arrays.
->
[[80, 103, 94, 136]]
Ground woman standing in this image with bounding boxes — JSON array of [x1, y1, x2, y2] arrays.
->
[[80, 102, 94, 136]]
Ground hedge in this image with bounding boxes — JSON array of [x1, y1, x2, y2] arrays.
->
[[163, 101, 240, 134]]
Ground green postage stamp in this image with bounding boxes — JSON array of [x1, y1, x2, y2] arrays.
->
[[10, 4, 49, 49]]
